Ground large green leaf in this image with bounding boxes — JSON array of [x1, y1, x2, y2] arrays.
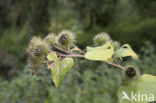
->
[[118, 74, 156, 103], [115, 44, 138, 60], [84, 42, 114, 61], [51, 61, 60, 87], [51, 58, 74, 88]]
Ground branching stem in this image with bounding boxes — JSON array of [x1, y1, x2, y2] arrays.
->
[[53, 51, 126, 71], [54, 45, 70, 54], [56, 52, 84, 58], [72, 44, 85, 54], [105, 61, 126, 71]]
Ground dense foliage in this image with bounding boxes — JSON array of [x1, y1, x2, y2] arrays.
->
[[1, 43, 156, 103]]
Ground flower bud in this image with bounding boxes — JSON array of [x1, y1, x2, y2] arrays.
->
[[93, 32, 111, 46], [57, 30, 75, 47], [26, 36, 48, 57], [125, 67, 137, 78], [120, 65, 140, 85], [112, 41, 120, 50], [44, 33, 56, 46]]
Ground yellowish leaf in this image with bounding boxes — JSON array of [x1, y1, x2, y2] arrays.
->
[[85, 42, 114, 61], [115, 44, 138, 60], [47, 52, 58, 61], [52, 58, 74, 88]]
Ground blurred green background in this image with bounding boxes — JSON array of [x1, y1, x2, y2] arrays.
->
[[0, 0, 156, 103]]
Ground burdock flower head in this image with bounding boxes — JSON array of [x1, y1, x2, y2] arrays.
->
[[112, 41, 120, 50], [93, 32, 112, 46], [26, 36, 49, 69], [57, 30, 76, 49], [26, 36, 48, 57], [44, 33, 56, 46]]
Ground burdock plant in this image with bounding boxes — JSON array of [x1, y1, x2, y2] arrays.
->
[[26, 30, 156, 103]]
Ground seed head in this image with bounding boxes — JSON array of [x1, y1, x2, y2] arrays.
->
[[57, 30, 75, 47], [44, 33, 56, 46], [93, 32, 111, 46], [125, 67, 136, 78], [26, 36, 48, 57], [112, 41, 120, 50], [120, 65, 140, 85]]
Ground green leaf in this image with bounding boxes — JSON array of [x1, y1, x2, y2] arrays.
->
[[118, 74, 156, 103], [47, 52, 58, 61], [52, 58, 74, 88], [115, 44, 138, 60], [51, 61, 60, 87], [84, 42, 114, 61]]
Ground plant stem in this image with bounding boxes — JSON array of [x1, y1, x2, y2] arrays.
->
[[105, 61, 126, 71], [54, 51, 126, 70], [113, 56, 120, 65], [54, 45, 70, 54], [72, 44, 85, 54], [56, 52, 84, 58]]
